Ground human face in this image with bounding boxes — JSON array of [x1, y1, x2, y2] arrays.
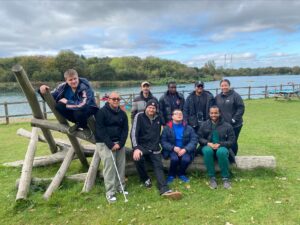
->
[[145, 105, 156, 117], [168, 84, 177, 94], [220, 81, 230, 94], [172, 110, 183, 123], [195, 85, 204, 94], [141, 84, 150, 95], [66, 75, 79, 90], [209, 108, 220, 123], [108, 93, 121, 109]]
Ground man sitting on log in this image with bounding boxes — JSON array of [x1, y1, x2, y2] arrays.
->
[[131, 99, 182, 199], [161, 109, 198, 184], [95, 92, 129, 203], [39, 69, 98, 137], [198, 105, 235, 189]]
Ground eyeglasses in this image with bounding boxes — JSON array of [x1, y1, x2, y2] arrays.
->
[[109, 98, 121, 102]]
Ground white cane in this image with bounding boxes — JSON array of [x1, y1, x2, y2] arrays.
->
[[110, 150, 128, 203]]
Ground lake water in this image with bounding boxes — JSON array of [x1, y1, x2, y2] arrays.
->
[[0, 75, 300, 119]]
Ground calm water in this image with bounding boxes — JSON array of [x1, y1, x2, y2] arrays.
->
[[0, 75, 300, 118]]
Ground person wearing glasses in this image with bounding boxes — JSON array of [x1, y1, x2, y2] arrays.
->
[[38, 69, 98, 138], [161, 109, 198, 184], [131, 99, 182, 199], [215, 79, 245, 158], [131, 81, 158, 122], [159, 81, 185, 125], [95, 92, 129, 203], [183, 81, 214, 133]]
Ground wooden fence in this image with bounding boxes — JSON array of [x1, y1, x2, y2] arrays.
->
[[1, 83, 299, 124]]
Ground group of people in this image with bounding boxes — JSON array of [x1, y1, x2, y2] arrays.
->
[[39, 69, 245, 203]]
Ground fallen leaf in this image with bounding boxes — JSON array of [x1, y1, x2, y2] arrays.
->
[[230, 209, 237, 213], [225, 222, 233, 225], [131, 218, 136, 222], [275, 201, 282, 204], [118, 218, 122, 222], [185, 184, 191, 189]]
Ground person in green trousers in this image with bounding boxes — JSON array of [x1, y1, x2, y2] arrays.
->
[[198, 106, 235, 189]]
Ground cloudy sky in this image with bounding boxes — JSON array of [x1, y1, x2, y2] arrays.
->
[[1, 0, 300, 68]]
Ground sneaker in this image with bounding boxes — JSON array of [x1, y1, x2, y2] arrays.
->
[[209, 177, 218, 189], [178, 175, 189, 183], [223, 178, 231, 189], [161, 190, 182, 200], [106, 195, 117, 203], [68, 124, 79, 134], [118, 190, 129, 195], [166, 176, 175, 184], [144, 178, 152, 188], [83, 128, 93, 139]]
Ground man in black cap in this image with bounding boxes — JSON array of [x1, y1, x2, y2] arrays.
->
[[131, 81, 158, 122], [183, 81, 214, 132], [131, 99, 182, 199], [159, 81, 185, 125]]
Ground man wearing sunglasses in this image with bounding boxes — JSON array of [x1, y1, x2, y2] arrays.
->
[[159, 81, 185, 125], [95, 92, 129, 203], [183, 81, 214, 133]]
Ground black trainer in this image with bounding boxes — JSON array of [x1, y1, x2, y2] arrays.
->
[[68, 124, 79, 134]]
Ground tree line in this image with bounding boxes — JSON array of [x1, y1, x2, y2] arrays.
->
[[0, 50, 299, 83]]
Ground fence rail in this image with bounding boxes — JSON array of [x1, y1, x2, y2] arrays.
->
[[1, 83, 299, 124]]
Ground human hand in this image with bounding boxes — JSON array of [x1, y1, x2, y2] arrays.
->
[[40, 85, 49, 94], [178, 149, 186, 157], [112, 144, 120, 151], [174, 146, 181, 153], [213, 143, 220, 150], [133, 149, 143, 161], [59, 98, 68, 104]]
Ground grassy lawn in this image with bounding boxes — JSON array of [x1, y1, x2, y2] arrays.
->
[[0, 99, 299, 225]]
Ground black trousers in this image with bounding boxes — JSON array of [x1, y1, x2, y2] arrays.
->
[[135, 152, 169, 194], [232, 125, 243, 155], [55, 102, 98, 128]]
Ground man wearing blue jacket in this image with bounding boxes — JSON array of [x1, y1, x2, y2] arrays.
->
[[161, 109, 198, 183], [39, 69, 98, 136]]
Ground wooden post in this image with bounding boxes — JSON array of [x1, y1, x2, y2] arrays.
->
[[42, 91, 89, 168], [16, 127, 38, 200], [43, 147, 75, 200], [215, 88, 218, 96], [248, 86, 251, 99], [4, 102, 9, 124], [82, 150, 101, 193], [11, 64, 57, 153], [264, 85, 268, 98], [280, 84, 283, 91], [42, 101, 47, 119], [95, 92, 100, 107]]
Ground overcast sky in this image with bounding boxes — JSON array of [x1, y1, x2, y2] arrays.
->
[[1, 0, 300, 68]]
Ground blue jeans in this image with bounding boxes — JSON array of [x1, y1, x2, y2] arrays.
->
[[168, 151, 192, 177]]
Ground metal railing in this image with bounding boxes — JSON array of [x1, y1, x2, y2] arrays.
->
[[1, 83, 299, 124]]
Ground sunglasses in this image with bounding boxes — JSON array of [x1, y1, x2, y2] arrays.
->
[[196, 85, 204, 88], [109, 98, 121, 102]]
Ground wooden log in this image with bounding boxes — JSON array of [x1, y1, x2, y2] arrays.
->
[[31, 118, 96, 143], [11, 64, 57, 153], [16, 173, 89, 188], [41, 91, 89, 168], [82, 150, 101, 193], [235, 156, 276, 169], [43, 148, 75, 200], [16, 127, 39, 201]]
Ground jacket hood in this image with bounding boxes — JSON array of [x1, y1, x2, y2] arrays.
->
[[208, 116, 225, 126], [221, 89, 234, 96], [139, 91, 154, 100]]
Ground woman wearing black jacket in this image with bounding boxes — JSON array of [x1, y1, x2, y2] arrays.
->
[[215, 79, 245, 155]]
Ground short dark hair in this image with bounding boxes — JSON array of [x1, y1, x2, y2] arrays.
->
[[209, 105, 220, 112], [167, 81, 177, 87], [220, 79, 231, 86]]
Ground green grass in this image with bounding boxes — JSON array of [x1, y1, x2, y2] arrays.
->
[[0, 99, 300, 225]]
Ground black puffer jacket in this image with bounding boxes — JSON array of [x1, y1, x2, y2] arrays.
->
[[198, 118, 235, 149], [159, 91, 185, 125], [95, 102, 128, 149], [131, 112, 161, 154], [215, 90, 245, 128], [131, 91, 158, 121], [183, 90, 214, 128]]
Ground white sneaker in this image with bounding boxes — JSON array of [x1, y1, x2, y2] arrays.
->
[[118, 190, 129, 195], [106, 195, 117, 203]]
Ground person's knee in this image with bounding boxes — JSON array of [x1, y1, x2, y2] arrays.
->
[[181, 154, 191, 164], [216, 147, 229, 158], [202, 146, 214, 156], [55, 102, 65, 113], [170, 152, 179, 163]]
